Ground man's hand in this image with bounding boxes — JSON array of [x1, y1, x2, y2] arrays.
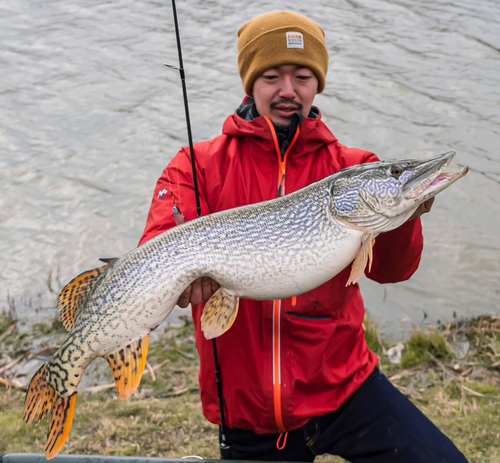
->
[[408, 197, 435, 222], [177, 277, 221, 308]]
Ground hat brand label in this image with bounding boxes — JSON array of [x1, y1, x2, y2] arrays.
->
[[286, 32, 304, 49]]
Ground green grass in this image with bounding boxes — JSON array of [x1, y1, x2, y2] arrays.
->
[[400, 328, 452, 368]]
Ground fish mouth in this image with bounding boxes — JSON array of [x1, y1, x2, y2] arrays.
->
[[404, 151, 468, 201]]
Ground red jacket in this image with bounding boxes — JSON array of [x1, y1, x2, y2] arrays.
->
[[139, 108, 424, 434]]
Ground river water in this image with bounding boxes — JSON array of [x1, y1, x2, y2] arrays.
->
[[1, 0, 499, 338]]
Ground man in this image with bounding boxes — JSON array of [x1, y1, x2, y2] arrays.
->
[[140, 11, 467, 463]]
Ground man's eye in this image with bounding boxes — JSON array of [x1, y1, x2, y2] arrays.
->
[[297, 75, 311, 81]]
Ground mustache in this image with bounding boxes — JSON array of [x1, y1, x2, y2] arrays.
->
[[270, 99, 303, 111]]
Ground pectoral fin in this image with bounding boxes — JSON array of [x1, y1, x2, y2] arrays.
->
[[104, 335, 150, 400], [201, 288, 239, 340], [347, 234, 375, 286]]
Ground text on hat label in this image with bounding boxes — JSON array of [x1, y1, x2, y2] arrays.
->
[[286, 32, 304, 49]]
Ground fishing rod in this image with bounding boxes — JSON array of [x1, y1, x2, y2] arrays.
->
[[167, 0, 202, 219], [167, 0, 231, 458]]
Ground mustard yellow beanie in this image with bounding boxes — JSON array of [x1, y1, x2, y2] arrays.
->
[[238, 11, 329, 96]]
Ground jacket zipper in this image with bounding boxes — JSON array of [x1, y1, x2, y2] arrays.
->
[[263, 116, 300, 433]]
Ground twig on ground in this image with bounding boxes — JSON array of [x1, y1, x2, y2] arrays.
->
[[426, 351, 464, 382], [165, 387, 189, 397], [85, 383, 115, 393], [389, 366, 425, 382], [459, 384, 486, 398], [392, 382, 421, 399], [146, 362, 156, 382], [0, 323, 17, 343], [0, 375, 26, 390], [151, 359, 171, 372], [174, 348, 196, 360], [0, 355, 25, 375]]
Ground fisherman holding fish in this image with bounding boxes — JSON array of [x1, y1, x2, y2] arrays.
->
[[138, 10, 468, 463], [23, 8, 470, 463]]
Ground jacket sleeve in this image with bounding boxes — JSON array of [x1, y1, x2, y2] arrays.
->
[[138, 148, 209, 246], [365, 215, 424, 284]]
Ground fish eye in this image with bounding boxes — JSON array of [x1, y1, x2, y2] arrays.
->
[[390, 165, 404, 177]]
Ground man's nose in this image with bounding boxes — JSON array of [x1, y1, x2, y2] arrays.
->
[[278, 76, 296, 99]]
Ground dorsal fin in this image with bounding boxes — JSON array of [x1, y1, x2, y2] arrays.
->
[[57, 258, 118, 331], [99, 257, 118, 265], [104, 335, 150, 400]]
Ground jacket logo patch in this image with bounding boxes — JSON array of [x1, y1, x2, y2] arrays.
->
[[158, 189, 168, 199], [286, 32, 304, 49]]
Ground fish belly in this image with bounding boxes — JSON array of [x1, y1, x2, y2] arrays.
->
[[209, 227, 364, 300]]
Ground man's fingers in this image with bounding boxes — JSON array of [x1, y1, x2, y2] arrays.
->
[[178, 278, 222, 308], [177, 285, 192, 308], [202, 277, 214, 301], [423, 197, 435, 213], [408, 197, 436, 222], [211, 279, 221, 294], [190, 278, 203, 306]]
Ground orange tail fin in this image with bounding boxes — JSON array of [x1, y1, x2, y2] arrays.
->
[[24, 364, 78, 460], [45, 393, 78, 459]]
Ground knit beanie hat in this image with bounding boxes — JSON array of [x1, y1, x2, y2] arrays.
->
[[238, 11, 329, 96]]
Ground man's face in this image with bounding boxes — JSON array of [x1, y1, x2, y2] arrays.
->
[[252, 65, 319, 129]]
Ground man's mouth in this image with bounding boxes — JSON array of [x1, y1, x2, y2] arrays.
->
[[271, 99, 303, 114]]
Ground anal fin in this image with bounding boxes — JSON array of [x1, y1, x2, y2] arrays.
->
[[347, 234, 375, 286], [201, 287, 240, 340], [57, 258, 118, 331], [104, 335, 150, 400]]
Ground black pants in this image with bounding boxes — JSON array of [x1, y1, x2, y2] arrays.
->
[[219, 369, 468, 463]]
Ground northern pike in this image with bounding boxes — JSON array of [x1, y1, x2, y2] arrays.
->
[[24, 151, 467, 458]]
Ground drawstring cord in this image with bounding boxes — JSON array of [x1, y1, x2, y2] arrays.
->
[[276, 431, 289, 450]]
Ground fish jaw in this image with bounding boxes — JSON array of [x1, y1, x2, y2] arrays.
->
[[403, 151, 468, 201], [405, 165, 468, 204]]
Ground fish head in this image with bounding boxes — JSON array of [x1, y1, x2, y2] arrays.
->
[[329, 151, 468, 233]]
